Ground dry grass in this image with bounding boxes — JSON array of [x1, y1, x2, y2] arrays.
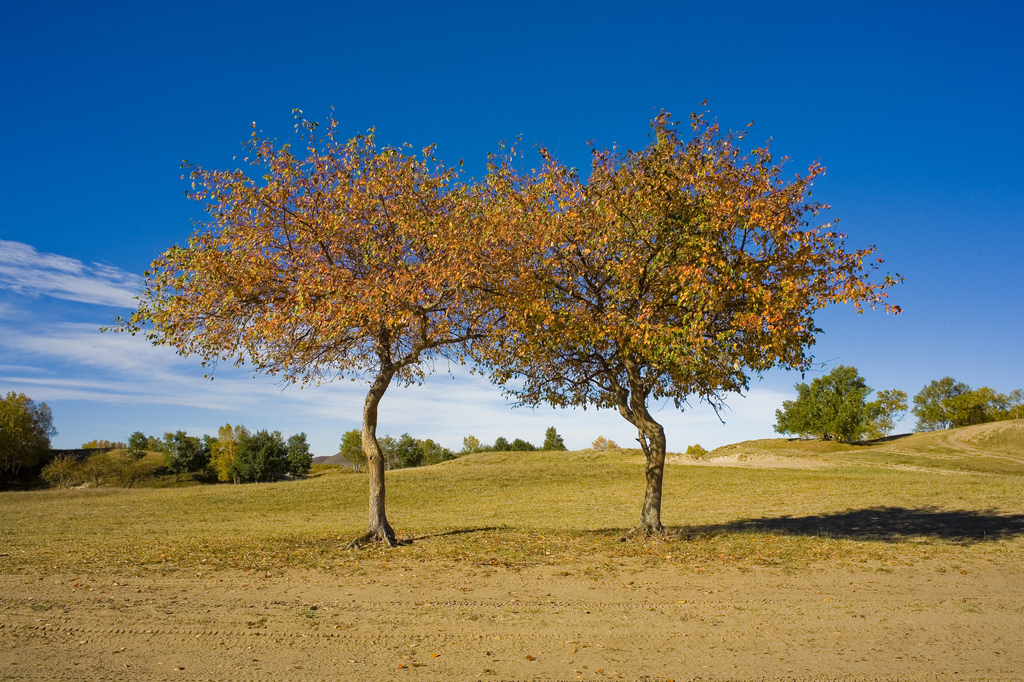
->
[[2, 422, 1022, 576]]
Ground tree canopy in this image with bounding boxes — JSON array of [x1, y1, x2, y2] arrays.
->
[[477, 110, 901, 533], [0, 392, 56, 475], [912, 378, 1022, 431], [774, 365, 874, 442]]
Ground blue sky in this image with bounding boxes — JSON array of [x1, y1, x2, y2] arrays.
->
[[1, 1, 1021, 455]]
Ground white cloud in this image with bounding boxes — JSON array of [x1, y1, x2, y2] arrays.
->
[[0, 240, 141, 308]]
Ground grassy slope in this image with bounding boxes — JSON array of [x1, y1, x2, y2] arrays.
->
[[708, 419, 1024, 475], [1, 421, 1022, 574]]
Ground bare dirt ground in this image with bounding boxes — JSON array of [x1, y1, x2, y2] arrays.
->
[[2, 556, 1022, 681]]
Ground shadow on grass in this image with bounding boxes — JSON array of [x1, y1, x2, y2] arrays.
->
[[405, 526, 505, 542], [671, 506, 1024, 544]]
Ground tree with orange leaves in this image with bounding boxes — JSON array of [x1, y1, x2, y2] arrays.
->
[[477, 109, 901, 535], [115, 112, 497, 545]]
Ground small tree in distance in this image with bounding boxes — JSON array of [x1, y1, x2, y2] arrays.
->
[[774, 365, 873, 443], [592, 436, 619, 451], [339, 429, 368, 472], [287, 433, 313, 477], [542, 427, 567, 451], [866, 389, 908, 438], [234, 430, 288, 482], [127, 431, 148, 458], [0, 392, 56, 475]]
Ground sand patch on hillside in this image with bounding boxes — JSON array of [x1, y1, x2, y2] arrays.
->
[[666, 453, 831, 469]]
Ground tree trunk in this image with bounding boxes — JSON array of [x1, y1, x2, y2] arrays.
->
[[360, 370, 396, 546], [634, 419, 667, 534], [616, 353, 668, 535]]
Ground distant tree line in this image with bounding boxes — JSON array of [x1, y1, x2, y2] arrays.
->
[[39, 425, 313, 488], [337, 426, 568, 471], [911, 378, 1022, 431], [774, 366, 1022, 443]]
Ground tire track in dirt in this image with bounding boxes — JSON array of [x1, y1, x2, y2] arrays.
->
[[2, 561, 1023, 681]]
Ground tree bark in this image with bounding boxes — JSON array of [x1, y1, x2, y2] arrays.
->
[[615, 353, 668, 535], [360, 369, 396, 546], [634, 419, 667, 534]]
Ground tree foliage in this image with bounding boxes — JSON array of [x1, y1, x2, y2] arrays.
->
[[161, 430, 207, 479], [116, 112, 501, 545], [127, 431, 149, 458], [339, 429, 368, 471], [477, 110, 900, 533], [287, 432, 313, 477], [0, 392, 56, 475], [234, 429, 288, 482], [774, 365, 873, 443], [913, 378, 1022, 431], [591, 436, 620, 451], [210, 424, 249, 482], [865, 389, 908, 438], [542, 426, 567, 451]]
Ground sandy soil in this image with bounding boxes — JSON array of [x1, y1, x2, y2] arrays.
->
[[2, 557, 1022, 681], [665, 454, 830, 469]]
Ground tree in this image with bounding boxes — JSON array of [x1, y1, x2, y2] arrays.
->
[[591, 436, 620, 451], [912, 378, 970, 431], [392, 433, 422, 468], [210, 424, 248, 482], [40, 454, 80, 489], [492, 436, 511, 452], [339, 429, 368, 471], [945, 386, 1000, 428], [997, 389, 1024, 421], [542, 426, 567, 451], [685, 443, 709, 459], [162, 430, 207, 480], [115, 112, 500, 545], [234, 429, 288, 482], [774, 365, 873, 443], [509, 438, 536, 451], [145, 435, 164, 453], [287, 432, 313, 477], [127, 431, 148, 458], [419, 438, 455, 465], [461, 434, 482, 454], [865, 388, 908, 438], [477, 110, 900, 534], [0, 392, 57, 475]]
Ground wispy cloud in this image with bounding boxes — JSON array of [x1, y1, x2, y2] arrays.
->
[[0, 240, 141, 308]]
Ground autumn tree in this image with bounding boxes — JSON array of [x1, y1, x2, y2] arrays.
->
[[115, 112, 499, 544], [477, 110, 900, 535], [0, 392, 56, 475], [211, 424, 249, 482]]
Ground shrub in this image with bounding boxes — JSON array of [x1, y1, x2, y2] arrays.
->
[[592, 436, 619, 451], [685, 443, 709, 459], [40, 454, 81, 489]]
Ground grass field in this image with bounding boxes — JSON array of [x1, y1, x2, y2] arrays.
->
[[2, 420, 1022, 577]]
